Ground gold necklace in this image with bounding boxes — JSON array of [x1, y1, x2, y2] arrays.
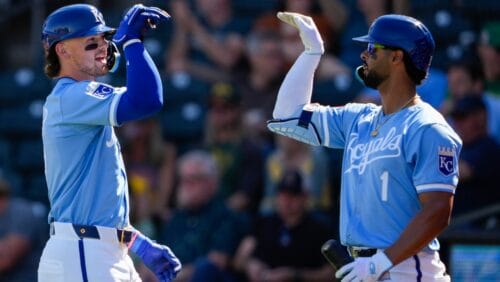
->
[[371, 95, 419, 137]]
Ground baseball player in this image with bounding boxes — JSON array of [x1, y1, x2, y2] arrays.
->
[[268, 12, 462, 282], [37, 4, 181, 282]]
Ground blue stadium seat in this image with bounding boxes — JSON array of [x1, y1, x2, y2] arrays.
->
[[0, 138, 9, 167], [13, 138, 44, 173], [0, 166, 23, 197], [0, 100, 44, 137], [160, 74, 209, 146], [414, 9, 474, 70], [0, 68, 52, 108], [25, 173, 49, 206]]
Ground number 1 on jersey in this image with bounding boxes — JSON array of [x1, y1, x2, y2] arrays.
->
[[380, 171, 389, 202]]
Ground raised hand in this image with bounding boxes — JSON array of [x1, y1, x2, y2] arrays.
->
[[113, 4, 170, 45], [277, 11, 324, 55]]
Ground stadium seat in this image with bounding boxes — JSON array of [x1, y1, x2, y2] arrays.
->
[[13, 138, 44, 173], [160, 74, 209, 146], [25, 173, 49, 206], [0, 68, 52, 108], [0, 100, 43, 137]]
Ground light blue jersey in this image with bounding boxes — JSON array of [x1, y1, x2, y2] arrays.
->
[[307, 101, 462, 249], [42, 77, 129, 228]]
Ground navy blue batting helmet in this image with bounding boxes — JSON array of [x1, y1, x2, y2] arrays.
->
[[352, 14, 435, 73], [42, 4, 115, 49]]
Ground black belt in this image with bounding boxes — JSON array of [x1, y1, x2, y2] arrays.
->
[[348, 247, 378, 258], [52, 224, 134, 244]]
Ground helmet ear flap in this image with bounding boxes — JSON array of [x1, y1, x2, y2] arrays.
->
[[106, 41, 120, 73]]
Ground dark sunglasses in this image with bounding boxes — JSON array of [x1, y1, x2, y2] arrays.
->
[[367, 42, 398, 56]]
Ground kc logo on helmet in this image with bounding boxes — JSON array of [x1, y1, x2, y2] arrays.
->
[[438, 147, 455, 176]]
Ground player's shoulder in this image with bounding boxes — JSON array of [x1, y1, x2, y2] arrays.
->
[[52, 78, 124, 99], [408, 102, 461, 144], [409, 102, 448, 126]]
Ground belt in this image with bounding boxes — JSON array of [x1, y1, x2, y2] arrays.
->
[[51, 222, 134, 244], [347, 247, 378, 258]]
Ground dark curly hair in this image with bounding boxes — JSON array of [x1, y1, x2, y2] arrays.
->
[[44, 45, 60, 78], [402, 50, 427, 85]]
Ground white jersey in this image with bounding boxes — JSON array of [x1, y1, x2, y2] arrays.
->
[[305, 101, 461, 249]]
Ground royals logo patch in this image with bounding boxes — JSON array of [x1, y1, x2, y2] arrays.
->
[[85, 82, 114, 99], [438, 146, 455, 176]]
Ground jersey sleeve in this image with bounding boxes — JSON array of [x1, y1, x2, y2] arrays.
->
[[59, 81, 126, 126], [309, 103, 370, 149], [408, 123, 462, 194]]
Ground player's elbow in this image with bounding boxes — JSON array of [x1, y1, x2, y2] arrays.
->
[[432, 200, 453, 231]]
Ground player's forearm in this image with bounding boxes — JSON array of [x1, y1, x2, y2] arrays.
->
[[273, 53, 320, 119], [384, 194, 452, 265], [116, 41, 163, 123]]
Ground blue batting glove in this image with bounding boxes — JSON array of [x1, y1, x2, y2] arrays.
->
[[113, 4, 170, 46], [130, 232, 182, 282]]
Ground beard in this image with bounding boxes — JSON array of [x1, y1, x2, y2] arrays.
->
[[362, 68, 385, 89], [71, 56, 109, 78]]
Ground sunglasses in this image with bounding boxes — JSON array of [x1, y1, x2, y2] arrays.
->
[[367, 42, 398, 56]]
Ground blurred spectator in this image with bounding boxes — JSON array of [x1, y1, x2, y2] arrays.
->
[[118, 118, 177, 225], [449, 96, 500, 219], [204, 81, 265, 214], [166, 0, 251, 83], [158, 150, 247, 282], [233, 29, 285, 151], [253, 0, 347, 54], [260, 135, 331, 217], [0, 176, 48, 282], [443, 60, 500, 143], [238, 29, 285, 120], [478, 21, 500, 97], [234, 169, 334, 282]]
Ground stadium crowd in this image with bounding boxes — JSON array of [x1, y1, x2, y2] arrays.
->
[[0, 0, 499, 281]]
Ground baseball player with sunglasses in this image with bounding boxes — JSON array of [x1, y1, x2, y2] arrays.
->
[[268, 12, 462, 282], [38, 4, 181, 282]]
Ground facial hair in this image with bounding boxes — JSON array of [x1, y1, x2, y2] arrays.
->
[[363, 68, 385, 89], [71, 54, 108, 78]]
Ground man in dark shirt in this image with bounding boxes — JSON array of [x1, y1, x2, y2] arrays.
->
[[236, 169, 334, 281]]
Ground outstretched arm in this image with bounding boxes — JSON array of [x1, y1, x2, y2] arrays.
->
[[272, 12, 324, 119]]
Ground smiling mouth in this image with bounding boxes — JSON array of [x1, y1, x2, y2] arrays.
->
[[96, 56, 106, 64]]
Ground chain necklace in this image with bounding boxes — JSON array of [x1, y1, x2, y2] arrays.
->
[[371, 95, 420, 137]]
